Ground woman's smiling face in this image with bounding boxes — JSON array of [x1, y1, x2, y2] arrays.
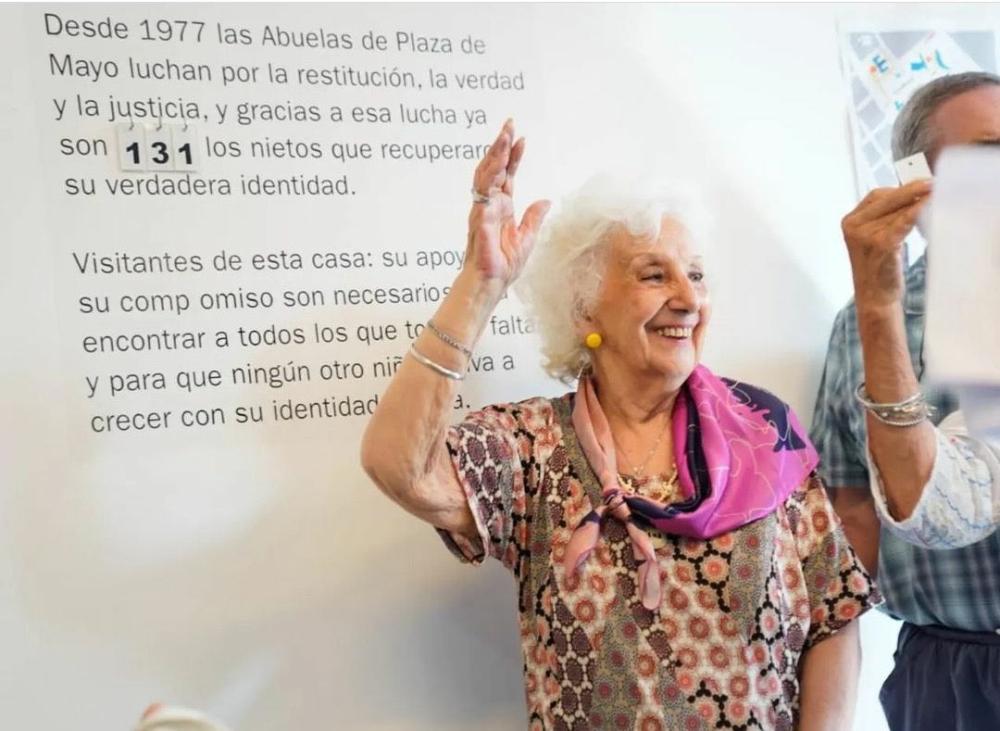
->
[[584, 216, 711, 390]]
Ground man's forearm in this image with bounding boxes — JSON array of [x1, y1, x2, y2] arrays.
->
[[857, 302, 936, 519], [829, 487, 881, 575]]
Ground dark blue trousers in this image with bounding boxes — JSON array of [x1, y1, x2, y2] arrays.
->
[[879, 623, 1000, 731]]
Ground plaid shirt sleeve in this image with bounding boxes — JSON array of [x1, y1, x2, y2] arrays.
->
[[810, 307, 871, 490]]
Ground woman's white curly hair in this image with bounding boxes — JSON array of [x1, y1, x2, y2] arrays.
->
[[515, 176, 710, 383]]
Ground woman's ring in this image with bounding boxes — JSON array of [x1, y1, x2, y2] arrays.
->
[[471, 188, 492, 204]]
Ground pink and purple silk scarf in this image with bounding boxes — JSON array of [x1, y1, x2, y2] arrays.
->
[[564, 364, 818, 610]]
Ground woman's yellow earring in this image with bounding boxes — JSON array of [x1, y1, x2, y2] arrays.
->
[[584, 332, 602, 349]]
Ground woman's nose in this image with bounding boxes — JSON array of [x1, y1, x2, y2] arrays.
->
[[668, 275, 700, 313]]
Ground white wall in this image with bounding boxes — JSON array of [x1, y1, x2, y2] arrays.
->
[[2, 3, 998, 730]]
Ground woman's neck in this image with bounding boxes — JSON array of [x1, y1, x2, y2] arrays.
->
[[590, 364, 681, 435]]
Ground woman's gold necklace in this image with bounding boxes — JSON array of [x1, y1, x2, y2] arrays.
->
[[619, 468, 681, 504], [615, 427, 680, 504]]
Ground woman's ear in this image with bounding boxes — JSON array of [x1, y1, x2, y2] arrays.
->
[[572, 301, 595, 336]]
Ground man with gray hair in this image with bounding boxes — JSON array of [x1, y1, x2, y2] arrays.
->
[[810, 71, 1000, 730]]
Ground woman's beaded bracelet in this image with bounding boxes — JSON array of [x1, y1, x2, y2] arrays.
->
[[426, 319, 474, 358]]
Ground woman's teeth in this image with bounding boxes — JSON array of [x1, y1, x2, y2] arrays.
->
[[655, 326, 693, 339]]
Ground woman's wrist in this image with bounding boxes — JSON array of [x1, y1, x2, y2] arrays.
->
[[413, 268, 505, 365], [452, 267, 508, 305]]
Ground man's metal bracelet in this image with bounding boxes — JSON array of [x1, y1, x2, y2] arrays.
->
[[854, 382, 935, 427]]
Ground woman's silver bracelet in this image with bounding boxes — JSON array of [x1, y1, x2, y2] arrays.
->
[[426, 320, 474, 358], [409, 345, 466, 381], [854, 382, 935, 427]]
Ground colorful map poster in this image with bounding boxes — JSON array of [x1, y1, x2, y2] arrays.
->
[[841, 29, 997, 193]]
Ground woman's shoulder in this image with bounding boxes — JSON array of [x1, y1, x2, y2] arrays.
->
[[451, 394, 573, 471], [470, 392, 572, 431], [777, 472, 842, 551]]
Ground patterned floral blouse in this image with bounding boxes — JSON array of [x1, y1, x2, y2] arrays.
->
[[437, 394, 881, 731]]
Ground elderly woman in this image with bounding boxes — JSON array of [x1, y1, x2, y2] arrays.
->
[[361, 121, 879, 730]]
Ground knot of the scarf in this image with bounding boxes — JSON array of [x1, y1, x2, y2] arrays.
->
[[563, 377, 663, 610], [564, 485, 662, 610]]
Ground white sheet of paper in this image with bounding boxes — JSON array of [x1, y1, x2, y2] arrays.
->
[[925, 145, 1000, 386]]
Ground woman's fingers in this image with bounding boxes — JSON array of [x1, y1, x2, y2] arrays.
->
[[464, 119, 543, 282], [518, 199, 552, 244], [473, 120, 515, 194], [503, 137, 526, 196]]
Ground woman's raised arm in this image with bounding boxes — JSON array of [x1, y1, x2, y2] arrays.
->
[[360, 119, 550, 536]]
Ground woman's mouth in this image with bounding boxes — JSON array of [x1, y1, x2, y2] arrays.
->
[[653, 326, 694, 339]]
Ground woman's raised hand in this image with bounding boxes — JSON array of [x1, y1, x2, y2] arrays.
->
[[465, 119, 551, 288]]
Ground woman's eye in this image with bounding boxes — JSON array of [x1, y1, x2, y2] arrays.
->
[[641, 271, 663, 281], [689, 271, 705, 283]]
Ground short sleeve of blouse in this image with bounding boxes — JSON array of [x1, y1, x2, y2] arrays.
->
[[787, 473, 882, 649], [435, 401, 539, 574]]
